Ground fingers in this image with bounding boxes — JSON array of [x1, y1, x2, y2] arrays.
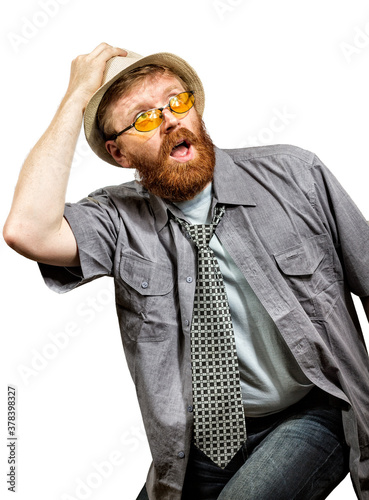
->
[[66, 43, 128, 108], [88, 42, 127, 60], [73, 43, 127, 71]]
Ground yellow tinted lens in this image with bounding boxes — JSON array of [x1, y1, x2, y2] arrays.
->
[[135, 109, 163, 132], [170, 92, 195, 114]]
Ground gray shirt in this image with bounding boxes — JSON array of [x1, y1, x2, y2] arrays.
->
[[39, 145, 369, 500]]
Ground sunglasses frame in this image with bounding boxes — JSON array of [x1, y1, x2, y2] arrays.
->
[[107, 90, 195, 141]]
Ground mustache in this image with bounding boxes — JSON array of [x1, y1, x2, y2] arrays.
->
[[159, 127, 199, 159]]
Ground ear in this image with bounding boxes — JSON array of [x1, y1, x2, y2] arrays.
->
[[105, 140, 131, 168]]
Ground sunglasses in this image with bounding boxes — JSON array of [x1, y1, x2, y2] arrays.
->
[[108, 91, 195, 140]]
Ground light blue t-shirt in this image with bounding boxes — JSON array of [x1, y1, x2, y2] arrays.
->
[[175, 184, 313, 416]]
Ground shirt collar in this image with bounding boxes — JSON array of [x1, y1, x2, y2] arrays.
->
[[212, 147, 256, 207], [149, 146, 257, 232]]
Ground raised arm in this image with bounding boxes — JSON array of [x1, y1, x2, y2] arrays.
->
[[3, 43, 126, 267]]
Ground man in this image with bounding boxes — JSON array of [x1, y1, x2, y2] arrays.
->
[[3, 43, 369, 500]]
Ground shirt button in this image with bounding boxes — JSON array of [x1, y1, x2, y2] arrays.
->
[[185, 232, 191, 239], [186, 277, 193, 283], [185, 319, 190, 327], [296, 342, 304, 353], [177, 451, 185, 459], [141, 281, 149, 289], [187, 405, 193, 412]]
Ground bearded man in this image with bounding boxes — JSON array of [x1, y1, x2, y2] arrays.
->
[[4, 43, 369, 500]]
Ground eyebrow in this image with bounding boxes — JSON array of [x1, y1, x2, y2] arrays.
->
[[127, 84, 185, 118]]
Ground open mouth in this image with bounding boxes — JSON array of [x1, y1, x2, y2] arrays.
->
[[169, 139, 194, 162]]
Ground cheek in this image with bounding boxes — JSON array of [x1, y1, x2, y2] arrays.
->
[[183, 110, 201, 132], [122, 131, 162, 160], [126, 128, 157, 144], [132, 135, 162, 160]]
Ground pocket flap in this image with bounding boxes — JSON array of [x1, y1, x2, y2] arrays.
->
[[120, 254, 173, 295], [274, 238, 325, 276]]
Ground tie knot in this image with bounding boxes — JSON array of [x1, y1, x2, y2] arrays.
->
[[188, 224, 213, 249], [174, 205, 225, 250]]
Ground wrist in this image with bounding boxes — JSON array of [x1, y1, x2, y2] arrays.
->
[[61, 87, 92, 114]]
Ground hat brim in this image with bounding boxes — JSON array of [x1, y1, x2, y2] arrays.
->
[[84, 51, 205, 167]]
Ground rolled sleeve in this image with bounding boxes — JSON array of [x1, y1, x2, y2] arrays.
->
[[38, 189, 120, 293], [311, 156, 369, 297]]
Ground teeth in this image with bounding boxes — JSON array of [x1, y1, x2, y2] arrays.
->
[[173, 140, 186, 150], [170, 139, 190, 159]]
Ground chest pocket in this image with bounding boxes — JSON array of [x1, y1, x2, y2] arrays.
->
[[116, 253, 176, 342], [121, 255, 174, 296], [273, 234, 339, 319]]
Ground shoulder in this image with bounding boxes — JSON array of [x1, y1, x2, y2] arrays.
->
[[222, 144, 316, 167], [88, 179, 147, 199], [85, 180, 150, 208], [220, 145, 320, 190]]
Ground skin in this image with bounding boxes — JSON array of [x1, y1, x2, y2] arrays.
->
[[104, 74, 199, 168], [3, 42, 369, 320]]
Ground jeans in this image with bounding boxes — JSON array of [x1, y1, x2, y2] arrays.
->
[[181, 390, 349, 500]]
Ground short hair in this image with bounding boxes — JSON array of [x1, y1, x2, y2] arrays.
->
[[97, 64, 189, 139]]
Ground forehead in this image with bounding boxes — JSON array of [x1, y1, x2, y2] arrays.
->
[[111, 74, 187, 120], [129, 70, 187, 95]]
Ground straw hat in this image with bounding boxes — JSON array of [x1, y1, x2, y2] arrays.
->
[[84, 49, 205, 167]]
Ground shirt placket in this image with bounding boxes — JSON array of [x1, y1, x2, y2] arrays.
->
[[168, 217, 198, 473]]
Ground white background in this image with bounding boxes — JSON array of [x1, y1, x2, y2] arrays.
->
[[1, 0, 369, 499]]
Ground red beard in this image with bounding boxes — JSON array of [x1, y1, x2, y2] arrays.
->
[[125, 118, 215, 202]]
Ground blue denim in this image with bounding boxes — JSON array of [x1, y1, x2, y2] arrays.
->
[[181, 394, 349, 500]]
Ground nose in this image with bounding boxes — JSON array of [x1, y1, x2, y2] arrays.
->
[[161, 107, 180, 133]]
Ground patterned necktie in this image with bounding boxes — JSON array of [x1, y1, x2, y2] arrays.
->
[[174, 205, 247, 468]]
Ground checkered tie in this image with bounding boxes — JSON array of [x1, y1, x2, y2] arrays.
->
[[174, 205, 246, 468]]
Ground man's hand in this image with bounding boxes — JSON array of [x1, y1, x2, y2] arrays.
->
[[3, 43, 127, 267], [65, 43, 127, 111]]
